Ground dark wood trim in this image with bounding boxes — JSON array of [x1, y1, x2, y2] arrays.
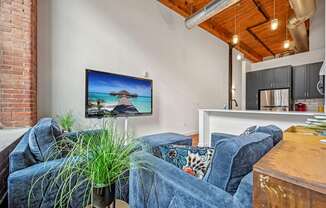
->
[[229, 45, 233, 109], [246, 0, 275, 57]]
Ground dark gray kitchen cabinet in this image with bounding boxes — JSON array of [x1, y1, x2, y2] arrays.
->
[[293, 62, 323, 99], [293, 65, 306, 99], [308, 62, 323, 99], [246, 72, 258, 110], [261, 69, 274, 89], [259, 66, 291, 89], [273, 66, 291, 88]]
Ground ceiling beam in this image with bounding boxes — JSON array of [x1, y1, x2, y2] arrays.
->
[[159, 0, 263, 62]]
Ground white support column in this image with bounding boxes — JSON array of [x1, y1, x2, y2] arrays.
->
[[241, 60, 247, 110], [199, 110, 210, 147]]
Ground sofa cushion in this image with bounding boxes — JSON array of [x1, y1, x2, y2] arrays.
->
[[159, 145, 214, 179], [29, 118, 62, 161], [256, 125, 283, 146], [204, 132, 273, 195], [211, 133, 236, 147], [139, 133, 192, 157]]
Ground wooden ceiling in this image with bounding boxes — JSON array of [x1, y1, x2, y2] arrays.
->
[[159, 0, 295, 62]]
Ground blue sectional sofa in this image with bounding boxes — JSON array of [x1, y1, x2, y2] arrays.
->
[[129, 126, 283, 208], [7, 118, 192, 208]]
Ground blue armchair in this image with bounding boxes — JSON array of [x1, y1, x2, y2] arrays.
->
[[129, 132, 276, 208]]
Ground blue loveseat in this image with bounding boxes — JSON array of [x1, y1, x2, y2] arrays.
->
[[129, 126, 282, 208]]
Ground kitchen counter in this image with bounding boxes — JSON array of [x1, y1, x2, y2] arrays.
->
[[199, 109, 320, 116], [198, 109, 316, 146]]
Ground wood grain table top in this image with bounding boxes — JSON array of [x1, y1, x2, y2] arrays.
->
[[254, 126, 326, 194]]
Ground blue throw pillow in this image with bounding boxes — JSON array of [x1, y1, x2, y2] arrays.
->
[[204, 132, 273, 195], [29, 118, 62, 161], [159, 145, 214, 179]]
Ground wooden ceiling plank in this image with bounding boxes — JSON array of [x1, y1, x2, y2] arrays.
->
[[159, 0, 263, 62]]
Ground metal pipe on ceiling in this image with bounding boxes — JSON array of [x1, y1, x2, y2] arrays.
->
[[288, 0, 316, 52], [185, 0, 240, 29]]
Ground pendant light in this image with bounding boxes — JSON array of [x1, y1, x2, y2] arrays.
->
[[236, 54, 242, 60], [232, 34, 239, 45], [232, 4, 239, 45], [283, 9, 290, 49], [271, 0, 279, 31], [283, 40, 290, 49]]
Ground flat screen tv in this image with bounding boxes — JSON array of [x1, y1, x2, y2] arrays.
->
[[85, 69, 153, 118]]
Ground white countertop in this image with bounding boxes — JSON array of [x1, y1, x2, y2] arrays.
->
[[199, 109, 322, 116]]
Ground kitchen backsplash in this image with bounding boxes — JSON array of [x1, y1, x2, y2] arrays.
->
[[294, 98, 324, 112]]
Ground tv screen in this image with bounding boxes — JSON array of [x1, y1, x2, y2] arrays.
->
[[85, 69, 153, 118]]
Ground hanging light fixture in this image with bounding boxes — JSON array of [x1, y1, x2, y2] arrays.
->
[[283, 9, 290, 49], [270, 0, 279, 31], [236, 54, 242, 60], [232, 34, 239, 45], [283, 40, 290, 49], [232, 4, 239, 45]]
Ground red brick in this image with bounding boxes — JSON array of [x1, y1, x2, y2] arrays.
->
[[0, 0, 37, 128]]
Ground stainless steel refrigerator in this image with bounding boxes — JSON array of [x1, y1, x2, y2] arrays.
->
[[259, 88, 290, 111]]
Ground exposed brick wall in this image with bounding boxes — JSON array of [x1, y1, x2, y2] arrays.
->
[[0, 0, 37, 128]]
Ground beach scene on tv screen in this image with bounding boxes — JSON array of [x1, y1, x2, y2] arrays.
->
[[87, 71, 152, 117]]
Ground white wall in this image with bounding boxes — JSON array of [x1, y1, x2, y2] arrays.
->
[[38, 0, 229, 136], [250, 48, 325, 71]]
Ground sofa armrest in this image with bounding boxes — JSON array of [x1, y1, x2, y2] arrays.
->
[[130, 151, 235, 208], [8, 158, 64, 208], [211, 133, 236, 147], [9, 129, 37, 173], [233, 172, 253, 208]]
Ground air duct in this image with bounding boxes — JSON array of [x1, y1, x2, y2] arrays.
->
[[185, 0, 240, 29], [288, 0, 316, 52]]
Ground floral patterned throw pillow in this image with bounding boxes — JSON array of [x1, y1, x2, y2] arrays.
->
[[159, 145, 214, 179]]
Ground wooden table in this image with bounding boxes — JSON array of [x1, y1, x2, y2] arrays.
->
[[253, 126, 326, 208]]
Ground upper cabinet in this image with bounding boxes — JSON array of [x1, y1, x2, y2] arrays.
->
[[258, 66, 292, 90], [273, 66, 292, 89], [293, 62, 323, 100], [246, 66, 291, 110]]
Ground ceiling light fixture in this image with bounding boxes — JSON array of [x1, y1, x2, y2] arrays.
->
[[283, 9, 290, 49], [271, 0, 279, 31], [232, 34, 239, 45], [271, 19, 279, 31], [232, 4, 239, 45], [283, 40, 290, 49], [237, 54, 242, 60]]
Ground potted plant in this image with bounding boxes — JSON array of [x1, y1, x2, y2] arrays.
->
[[29, 120, 136, 208], [57, 112, 75, 132]]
